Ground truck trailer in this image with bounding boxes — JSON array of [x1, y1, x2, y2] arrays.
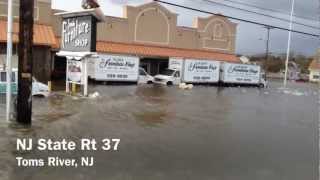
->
[[220, 62, 267, 87]]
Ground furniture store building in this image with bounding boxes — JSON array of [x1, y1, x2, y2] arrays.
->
[[0, 0, 239, 83]]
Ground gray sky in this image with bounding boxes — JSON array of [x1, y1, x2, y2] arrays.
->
[[52, 0, 320, 56]]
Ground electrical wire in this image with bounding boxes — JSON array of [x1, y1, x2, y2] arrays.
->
[[203, 0, 319, 30], [154, 0, 320, 38], [210, 0, 318, 21]]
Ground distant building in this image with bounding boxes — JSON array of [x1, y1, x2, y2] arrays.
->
[[281, 62, 301, 80], [309, 50, 320, 82], [239, 56, 250, 64]]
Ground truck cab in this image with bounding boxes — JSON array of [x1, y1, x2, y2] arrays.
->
[[260, 71, 268, 88], [138, 67, 154, 84], [153, 68, 181, 86]]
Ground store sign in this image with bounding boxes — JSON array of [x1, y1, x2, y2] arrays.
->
[[95, 54, 139, 82], [67, 60, 83, 84], [61, 15, 97, 52], [183, 59, 220, 83]]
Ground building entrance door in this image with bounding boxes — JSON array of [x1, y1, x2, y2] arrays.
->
[[140, 62, 151, 74], [140, 57, 169, 76]]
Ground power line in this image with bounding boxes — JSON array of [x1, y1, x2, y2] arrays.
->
[[203, 0, 320, 30], [154, 0, 320, 38], [212, 0, 318, 21]]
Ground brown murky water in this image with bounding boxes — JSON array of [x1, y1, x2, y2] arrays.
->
[[0, 80, 319, 180]]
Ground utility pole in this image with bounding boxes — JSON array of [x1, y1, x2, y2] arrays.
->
[[263, 26, 273, 80], [17, 0, 34, 125], [6, 0, 13, 122]]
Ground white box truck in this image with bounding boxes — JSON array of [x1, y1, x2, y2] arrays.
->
[[153, 59, 220, 85], [94, 54, 140, 82], [88, 54, 153, 84], [220, 63, 267, 87], [183, 59, 220, 83]]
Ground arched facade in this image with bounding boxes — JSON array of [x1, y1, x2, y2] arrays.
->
[[135, 7, 170, 45], [96, 2, 237, 54], [199, 17, 234, 51]]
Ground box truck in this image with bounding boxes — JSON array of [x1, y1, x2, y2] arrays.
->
[[183, 59, 220, 83], [88, 54, 153, 84], [94, 54, 140, 82], [153, 59, 220, 85], [220, 63, 267, 87]]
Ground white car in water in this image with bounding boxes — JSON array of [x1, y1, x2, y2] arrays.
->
[[153, 68, 181, 86], [32, 77, 50, 97], [0, 69, 50, 97], [138, 67, 154, 84]]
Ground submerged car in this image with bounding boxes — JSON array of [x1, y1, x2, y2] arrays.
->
[[0, 69, 50, 97]]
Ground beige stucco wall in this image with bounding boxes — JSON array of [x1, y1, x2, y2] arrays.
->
[[1, 1, 237, 54], [174, 27, 199, 49], [50, 9, 64, 37], [96, 2, 237, 54], [3, 1, 237, 54], [97, 16, 130, 43], [48, 2, 236, 54], [0, 0, 52, 25], [194, 15, 237, 53]]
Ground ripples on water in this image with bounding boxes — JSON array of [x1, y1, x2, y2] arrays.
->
[[0, 81, 318, 180]]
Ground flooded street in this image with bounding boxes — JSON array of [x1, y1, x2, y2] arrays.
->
[[0, 80, 319, 180]]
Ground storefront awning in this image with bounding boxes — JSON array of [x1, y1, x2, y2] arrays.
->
[[0, 20, 57, 47], [96, 41, 240, 63]]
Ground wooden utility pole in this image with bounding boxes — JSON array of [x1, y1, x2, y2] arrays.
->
[[17, 0, 34, 125]]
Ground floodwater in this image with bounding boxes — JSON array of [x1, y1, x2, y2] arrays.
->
[[0, 80, 319, 180]]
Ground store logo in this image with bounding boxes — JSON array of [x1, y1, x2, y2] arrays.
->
[[99, 58, 135, 68], [188, 62, 217, 71], [228, 66, 258, 74]]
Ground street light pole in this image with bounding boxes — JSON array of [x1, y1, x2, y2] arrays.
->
[[284, 0, 295, 87], [6, 0, 13, 122]]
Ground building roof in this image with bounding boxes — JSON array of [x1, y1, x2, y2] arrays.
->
[[0, 20, 56, 47], [96, 41, 239, 62], [53, 37, 239, 62], [309, 59, 320, 70]]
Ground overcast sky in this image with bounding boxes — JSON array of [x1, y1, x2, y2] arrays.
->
[[52, 0, 320, 57]]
